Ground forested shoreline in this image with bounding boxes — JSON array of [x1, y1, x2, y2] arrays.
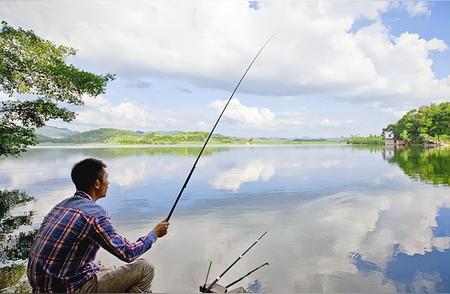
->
[[37, 128, 337, 145], [385, 102, 450, 144]]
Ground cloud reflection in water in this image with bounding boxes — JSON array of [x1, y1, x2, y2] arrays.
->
[[1, 146, 450, 292]]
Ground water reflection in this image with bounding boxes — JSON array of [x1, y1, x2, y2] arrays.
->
[[0, 145, 449, 292], [210, 159, 275, 191], [375, 206, 450, 292], [385, 147, 450, 186]]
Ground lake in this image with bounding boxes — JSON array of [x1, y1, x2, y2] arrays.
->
[[1, 145, 449, 292]]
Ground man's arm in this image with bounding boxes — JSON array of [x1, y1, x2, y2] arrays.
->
[[90, 214, 169, 263]]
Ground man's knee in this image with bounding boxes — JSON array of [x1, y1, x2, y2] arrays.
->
[[133, 259, 155, 281]]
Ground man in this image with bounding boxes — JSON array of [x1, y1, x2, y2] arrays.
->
[[28, 158, 169, 293]]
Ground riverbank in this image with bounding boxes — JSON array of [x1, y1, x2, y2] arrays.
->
[[37, 128, 346, 145], [34, 141, 344, 148]]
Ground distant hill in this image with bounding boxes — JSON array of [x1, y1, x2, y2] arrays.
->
[[46, 128, 246, 144], [36, 133, 55, 142], [36, 126, 79, 139], [37, 127, 342, 145], [55, 128, 140, 144]]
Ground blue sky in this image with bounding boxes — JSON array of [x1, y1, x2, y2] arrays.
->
[[1, 1, 449, 138], [381, 1, 450, 79]]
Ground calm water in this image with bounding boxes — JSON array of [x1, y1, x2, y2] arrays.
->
[[1, 145, 450, 292]]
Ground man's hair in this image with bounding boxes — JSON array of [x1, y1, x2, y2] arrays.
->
[[71, 158, 107, 192]]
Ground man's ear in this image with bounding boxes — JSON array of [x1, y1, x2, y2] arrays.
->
[[94, 179, 101, 190]]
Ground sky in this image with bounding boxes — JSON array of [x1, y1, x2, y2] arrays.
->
[[1, 0, 449, 138]]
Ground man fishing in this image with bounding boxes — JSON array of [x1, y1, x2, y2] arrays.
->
[[27, 158, 169, 293]]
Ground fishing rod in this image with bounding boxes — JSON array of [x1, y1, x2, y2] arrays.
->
[[203, 259, 213, 290], [166, 35, 276, 221], [224, 262, 269, 292], [203, 231, 268, 292]]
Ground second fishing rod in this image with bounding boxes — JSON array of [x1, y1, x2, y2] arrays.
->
[[202, 231, 268, 292]]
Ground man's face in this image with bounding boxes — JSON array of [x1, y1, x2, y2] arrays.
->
[[96, 168, 109, 198]]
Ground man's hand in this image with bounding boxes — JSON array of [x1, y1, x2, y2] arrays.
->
[[153, 219, 169, 238]]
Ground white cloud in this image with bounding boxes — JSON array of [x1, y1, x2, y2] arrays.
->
[[72, 95, 187, 131], [124, 80, 152, 89], [403, 0, 431, 17], [321, 118, 341, 127], [426, 38, 448, 52], [344, 119, 357, 125], [1, 0, 448, 114], [76, 95, 295, 134], [275, 112, 304, 126], [75, 95, 153, 129], [370, 102, 408, 118], [209, 98, 275, 128], [196, 120, 209, 131], [353, 24, 449, 104]]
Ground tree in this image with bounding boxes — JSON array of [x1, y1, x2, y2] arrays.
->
[[0, 21, 114, 156], [429, 103, 450, 140], [386, 102, 450, 144]]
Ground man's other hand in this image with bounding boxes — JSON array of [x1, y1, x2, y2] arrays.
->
[[153, 219, 169, 238]]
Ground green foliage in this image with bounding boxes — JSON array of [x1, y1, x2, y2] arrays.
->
[[0, 190, 36, 262], [0, 21, 114, 156], [41, 128, 242, 144], [346, 134, 384, 145], [2, 231, 36, 262], [0, 123, 36, 156], [0, 190, 32, 221], [387, 147, 450, 186], [386, 102, 450, 144], [38, 128, 340, 145], [55, 128, 139, 144], [0, 190, 36, 292], [0, 264, 26, 291]]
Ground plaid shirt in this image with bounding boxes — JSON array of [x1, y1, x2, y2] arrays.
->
[[27, 191, 158, 293]]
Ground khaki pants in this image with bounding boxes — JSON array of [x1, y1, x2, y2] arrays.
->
[[76, 259, 154, 293]]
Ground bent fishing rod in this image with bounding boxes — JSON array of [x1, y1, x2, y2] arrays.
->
[[166, 35, 276, 221], [203, 231, 268, 292]]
